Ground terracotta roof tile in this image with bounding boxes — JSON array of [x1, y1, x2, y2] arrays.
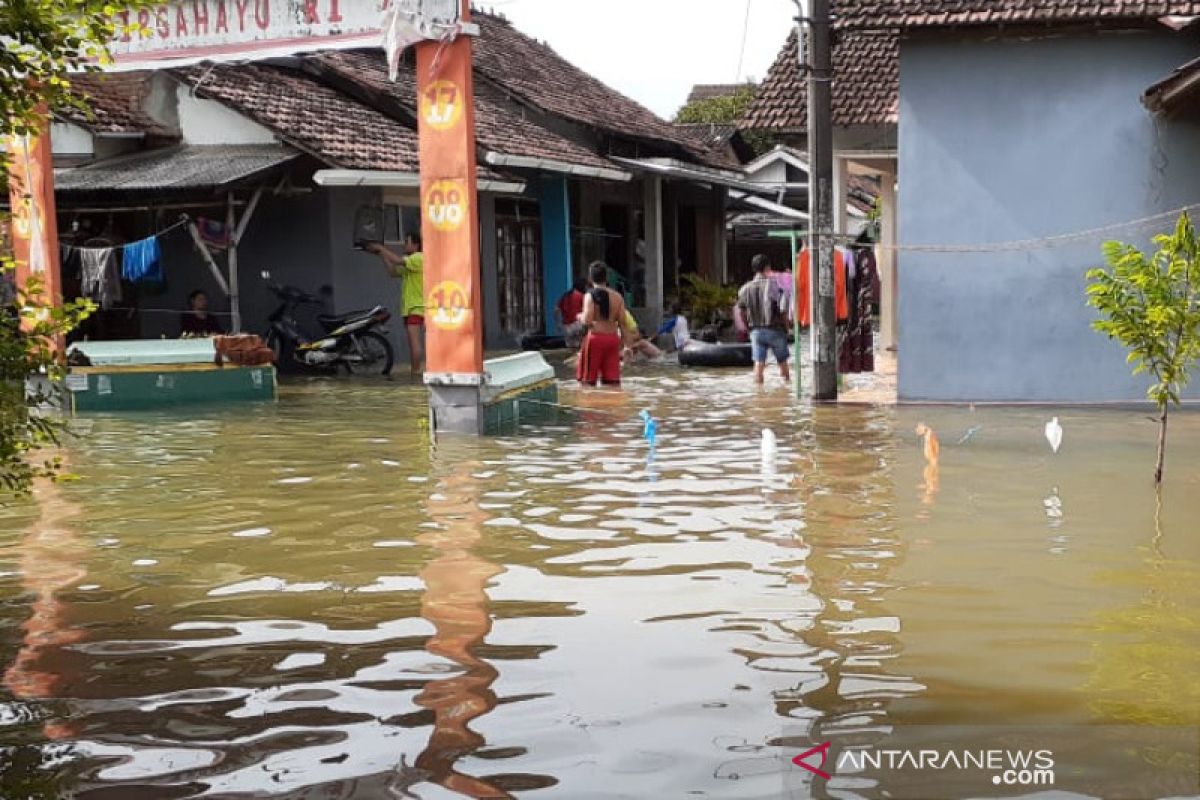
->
[[686, 84, 753, 105], [472, 12, 735, 168], [309, 50, 616, 171], [741, 29, 898, 131], [675, 122, 739, 147], [63, 72, 176, 138], [172, 63, 421, 172], [839, 1, 1200, 29]]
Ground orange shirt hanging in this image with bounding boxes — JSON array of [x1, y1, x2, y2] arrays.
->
[[796, 248, 849, 327]]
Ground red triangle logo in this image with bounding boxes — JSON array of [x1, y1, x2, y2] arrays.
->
[[792, 741, 833, 781]]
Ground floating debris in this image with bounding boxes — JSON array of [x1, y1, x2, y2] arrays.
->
[[1045, 417, 1063, 454], [639, 409, 658, 447]]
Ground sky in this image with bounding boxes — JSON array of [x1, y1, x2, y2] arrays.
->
[[482, 0, 798, 119]]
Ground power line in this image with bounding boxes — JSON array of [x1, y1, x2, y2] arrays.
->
[[735, 0, 753, 82], [853, 204, 1200, 254]]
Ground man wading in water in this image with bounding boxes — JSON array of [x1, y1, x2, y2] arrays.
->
[[577, 261, 628, 387], [737, 254, 792, 385]]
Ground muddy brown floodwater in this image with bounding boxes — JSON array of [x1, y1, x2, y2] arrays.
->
[[0, 371, 1198, 798]]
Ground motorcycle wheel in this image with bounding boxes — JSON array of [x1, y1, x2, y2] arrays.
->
[[264, 330, 283, 363], [344, 332, 394, 376]]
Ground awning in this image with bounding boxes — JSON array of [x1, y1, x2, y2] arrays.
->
[[55, 144, 300, 195], [313, 169, 526, 195], [1144, 55, 1200, 115], [609, 156, 766, 194], [483, 152, 632, 182], [728, 190, 809, 222]]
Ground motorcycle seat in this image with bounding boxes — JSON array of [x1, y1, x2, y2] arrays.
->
[[318, 306, 387, 328]]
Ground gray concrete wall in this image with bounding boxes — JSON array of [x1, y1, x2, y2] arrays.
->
[[141, 189, 333, 340], [898, 29, 1200, 402], [325, 186, 413, 360]]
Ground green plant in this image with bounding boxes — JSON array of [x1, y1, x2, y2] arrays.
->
[[680, 274, 737, 328], [1087, 212, 1200, 485], [0, 0, 145, 496], [2, 0, 150, 179], [674, 85, 757, 125], [0, 271, 95, 496]]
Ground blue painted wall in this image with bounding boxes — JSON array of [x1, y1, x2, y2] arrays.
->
[[898, 30, 1200, 402], [537, 176, 573, 335]]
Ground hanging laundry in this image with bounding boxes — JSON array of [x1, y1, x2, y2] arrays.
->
[[79, 248, 122, 309], [121, 236, 163, 283], [59, 244, 80, 279], [796, 247, 849, 327], [196, 217, 230, 250], [839, 246, 879, 374]]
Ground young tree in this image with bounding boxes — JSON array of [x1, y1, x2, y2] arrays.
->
[[1, 1, 145, 497], [1087, 212, 1200, 485]]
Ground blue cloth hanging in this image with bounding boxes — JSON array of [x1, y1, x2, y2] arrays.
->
[[121, 236, 163, 283]]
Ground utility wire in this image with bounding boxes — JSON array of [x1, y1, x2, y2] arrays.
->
[[735, 0, 753, 82], [831, 203, 1200, 254]]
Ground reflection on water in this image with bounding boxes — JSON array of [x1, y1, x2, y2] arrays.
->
[[0, 376, 1197, 797]]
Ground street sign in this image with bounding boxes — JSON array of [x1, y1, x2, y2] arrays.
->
[[106, 0, 393, 70]]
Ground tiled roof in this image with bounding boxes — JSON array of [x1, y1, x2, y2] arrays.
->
[[687, 84, 753, 105], [62, 72, 176, 138], [172, 64, 422, 173], [741, 29, 898, 131], [307, 50, 616, 171], [55, 144, 299, 194], [472, 12, 734, 167], [675, 122, 739, 148], [838, 1, 1200, 29]]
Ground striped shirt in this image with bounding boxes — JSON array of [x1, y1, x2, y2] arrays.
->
[[737, 276, 788, 330]]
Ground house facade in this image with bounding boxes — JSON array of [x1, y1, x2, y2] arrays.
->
[[741, 25, 900, 348], [840, 0, 1200, 402], [31, 10, 751, 366]]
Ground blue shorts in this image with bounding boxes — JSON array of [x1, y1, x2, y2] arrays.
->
[[750, 328, 790, 364]]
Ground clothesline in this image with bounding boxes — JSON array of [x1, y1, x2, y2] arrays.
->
[[102, 307, 235, 317], [59, 217, 189, 255], [817, 202, 1200, 254]]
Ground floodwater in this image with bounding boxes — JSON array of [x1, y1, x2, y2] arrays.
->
[[0, 370, 1199, 799]]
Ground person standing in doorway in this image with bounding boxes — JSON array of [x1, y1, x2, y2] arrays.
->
[[369, 233, 425, 375], [737, 254, 791, 385], [577, 261, 627, 387]]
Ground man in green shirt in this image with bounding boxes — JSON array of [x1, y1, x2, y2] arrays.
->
[[368, 233, 424, 375]]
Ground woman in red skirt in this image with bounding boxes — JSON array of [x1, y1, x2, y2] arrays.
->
[[576, 261, 627, 387]]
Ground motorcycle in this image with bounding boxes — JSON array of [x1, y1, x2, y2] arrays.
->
[[261, 271, 394, 375]]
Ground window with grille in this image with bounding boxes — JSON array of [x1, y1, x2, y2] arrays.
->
[[496, 200, 543, 336]]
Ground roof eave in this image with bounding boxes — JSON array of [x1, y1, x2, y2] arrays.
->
[[483, 152, 631, 182]]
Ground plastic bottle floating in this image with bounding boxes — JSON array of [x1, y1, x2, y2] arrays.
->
[[761, 428, 777, 460], [1045, 417, 1063, 454], [639, 410, 658, 447]]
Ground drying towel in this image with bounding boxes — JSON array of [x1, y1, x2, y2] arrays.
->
[[80, 248, 122, 309], [122, 237, 163, 283]]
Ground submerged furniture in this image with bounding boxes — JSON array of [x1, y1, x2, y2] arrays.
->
[[65, 339, 277, 412]]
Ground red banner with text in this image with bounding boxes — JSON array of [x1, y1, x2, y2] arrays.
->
[[415, 19, 483, 377], [6, 115, 63, 316]]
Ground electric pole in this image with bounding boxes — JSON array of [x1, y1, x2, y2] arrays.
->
[[806, 0, 837, 399]]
